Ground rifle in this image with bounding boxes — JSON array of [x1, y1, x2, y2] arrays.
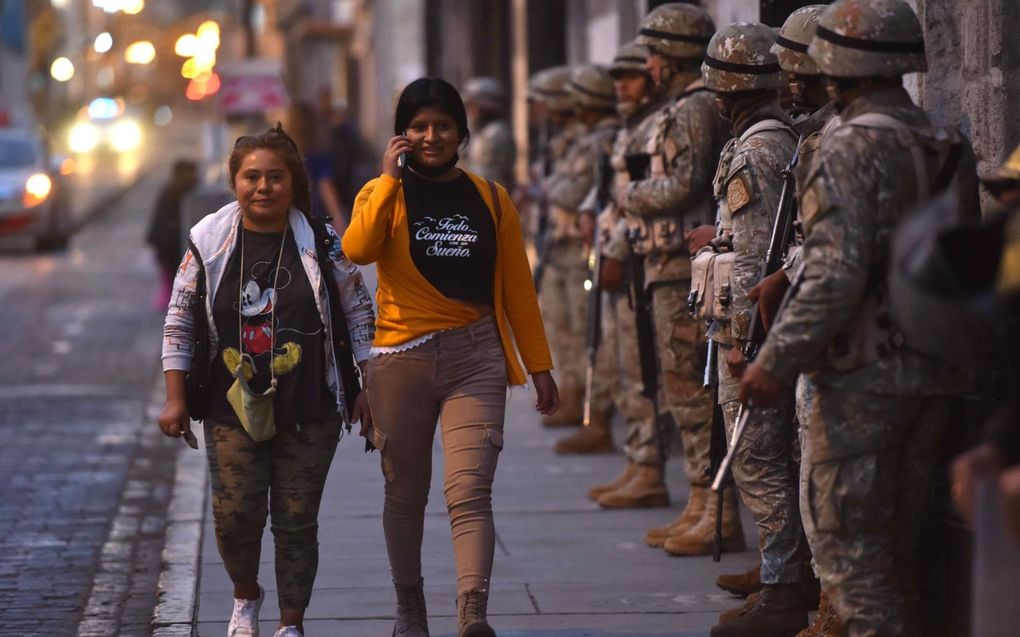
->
[[712, 144, 802, 492], [703, 339, 729, 562], [581, 154, 613, 428], [742, 145, 800, 362], [532, 121, 554, 292]]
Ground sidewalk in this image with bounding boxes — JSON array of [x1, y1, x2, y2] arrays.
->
[[174, 385, 757, 637]]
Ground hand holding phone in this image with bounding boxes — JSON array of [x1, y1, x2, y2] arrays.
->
[[384, 133, 413, 179]]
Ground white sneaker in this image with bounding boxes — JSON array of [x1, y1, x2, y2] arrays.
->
[[227, 586, 264, 637], [273, 626, 304, 637]]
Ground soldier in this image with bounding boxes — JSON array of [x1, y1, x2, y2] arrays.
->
[[692, 22, 807, 637], [558, 43, 669, 507], [740, 1, 980, 635], [580, 43, 674, 507], [527, 66, 589, 426], [462, 76, 516, 190], [622, 3, 738, 555]]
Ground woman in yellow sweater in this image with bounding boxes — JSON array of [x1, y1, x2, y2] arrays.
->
[[342, 77, 557, 637]]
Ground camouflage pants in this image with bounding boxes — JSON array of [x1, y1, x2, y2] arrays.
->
[[590, 288, 658, 466], [204, 417, 338, 609], [802, 385, 951, 637], [537, 240, 589, 395], [719, 345, 803, 584], [649, 279, 713, 486]]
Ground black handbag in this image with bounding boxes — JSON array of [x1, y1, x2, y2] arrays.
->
[[184, 239, 212, 420]]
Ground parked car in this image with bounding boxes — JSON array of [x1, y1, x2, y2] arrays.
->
[[0, 127, 70, 251]]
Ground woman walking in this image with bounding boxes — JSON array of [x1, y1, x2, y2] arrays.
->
[[342, 77, 558, 637], [158, 125, 375, 637]]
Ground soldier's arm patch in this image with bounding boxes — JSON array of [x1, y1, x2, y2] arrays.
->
[[726, 174, 752, 213]]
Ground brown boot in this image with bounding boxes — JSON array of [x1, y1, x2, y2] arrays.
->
[[554, 411, 613, 454], [663, 487, 745, 556], [644, 486, 708, 547], [596, 465, 670, 508], [710, 584, 809, 637], [589, 463, 638, 501], [456, 589, 495, 637], [542, 385, 583, 427], [795, 593, 846, 637], [716, 562, 762, 597]]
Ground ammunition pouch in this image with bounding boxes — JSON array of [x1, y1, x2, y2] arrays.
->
[[688, 248, 734, 322]]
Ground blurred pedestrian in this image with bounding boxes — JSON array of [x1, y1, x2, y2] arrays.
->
[[287, 101, 347, 235], [147, 159, 198, 309], [342, 77, 558, 637], [317, 86, 373, 227], [158, 124, 375, 637]]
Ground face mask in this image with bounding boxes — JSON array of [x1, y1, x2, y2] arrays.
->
[[227, 354, 277, 442]]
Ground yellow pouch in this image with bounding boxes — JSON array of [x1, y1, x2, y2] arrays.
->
[[226, 356, 277, 442]]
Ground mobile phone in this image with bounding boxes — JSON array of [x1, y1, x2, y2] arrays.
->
[[397, 130, 408, 169], [182, 429, 199, 450]]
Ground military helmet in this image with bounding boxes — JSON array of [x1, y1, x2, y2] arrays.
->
[[809, 0, 927, 78], [567, 64, 616, 111], [771, 5, 827, 76], [528, 66, 573, 112], [610, 40, 650, 79], [635, 3, 715, 60], [463, 76, 507, 112], [702, 22, 785, 92]]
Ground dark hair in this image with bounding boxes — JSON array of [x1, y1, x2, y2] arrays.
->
[[228, 123, 312, 216], [394, 77, 470, 145]]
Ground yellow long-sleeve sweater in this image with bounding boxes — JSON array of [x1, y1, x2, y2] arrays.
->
[[342, 171, 553, 386]]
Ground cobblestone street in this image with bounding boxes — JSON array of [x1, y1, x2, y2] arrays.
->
[[0, 143, 185, 636]]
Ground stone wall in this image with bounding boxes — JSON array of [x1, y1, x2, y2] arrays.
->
[[916, 0, 1020, 183]]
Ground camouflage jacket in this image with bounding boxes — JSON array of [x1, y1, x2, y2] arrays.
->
[[784, 102, 841, 277], [464, 118, 516, 190], [619, 73, 728, 283], [711, 103, 798, 345], [757, 86, 980, 394], [546, 117, 618, 242]]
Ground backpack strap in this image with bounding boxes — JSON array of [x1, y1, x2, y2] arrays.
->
[[487, 179, 503, 225]]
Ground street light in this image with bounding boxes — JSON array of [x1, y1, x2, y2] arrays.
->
[[94, 32, 113, 54], [175, 34, 199, 57], [125, 41, 156, 65], [50, 57, 75, 82]]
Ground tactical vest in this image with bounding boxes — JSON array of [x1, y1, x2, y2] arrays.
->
[[819, 113, 969, 372], [626, 87, 714, 257]]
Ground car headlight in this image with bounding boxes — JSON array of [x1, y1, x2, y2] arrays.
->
[[23, 173, 52, 208], [109, 119, 142, 152], [69, 122, 100, 153]]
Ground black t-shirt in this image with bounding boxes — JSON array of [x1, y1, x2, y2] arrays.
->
[[402, 169, 496, 305], [209, 227, 334, 427]]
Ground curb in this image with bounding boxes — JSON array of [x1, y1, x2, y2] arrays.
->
[[152, 421, 208, 637]]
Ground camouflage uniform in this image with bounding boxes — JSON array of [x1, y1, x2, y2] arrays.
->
[[543, 67, 619, 412], [702, 23, 804, 587], [619, 76, 724, 488], [463, 75, 516, 189], [591, 93, 667, 466], [204, 417, 338, 609], [755, 2, 979, 633]]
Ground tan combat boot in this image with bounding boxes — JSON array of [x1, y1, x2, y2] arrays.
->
[[716, 562, 762, 597], [588, 463, 638, 501], [710, 584, 809, 637], [795, 593, 846, 637], [542, 385, 583, 427], [663, 487, 745, 556], [644, 485, 708, 547], [596, 464, 670, 508], [554, 411, 613, 454]]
